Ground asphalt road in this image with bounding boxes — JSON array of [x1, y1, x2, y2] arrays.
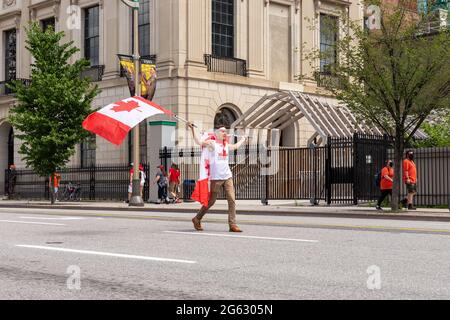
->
[[1, 207, 450, 300]]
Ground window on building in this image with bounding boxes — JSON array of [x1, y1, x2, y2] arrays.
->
[[4, 29, 17, 81], [319, 14, 338, 73], [128, 122, 148, 164], [81, 134, 96, 168], [84, 6, 100, 66], [214, 107, 237, 129], [139, 0, 151, 57], [131, 0, 151, 57], [41, 17, 56, 31], [212, 0, 234, 58]]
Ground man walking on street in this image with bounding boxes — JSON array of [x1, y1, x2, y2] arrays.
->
[[402, 151, 417, 210], [187, 122, 247, 233]]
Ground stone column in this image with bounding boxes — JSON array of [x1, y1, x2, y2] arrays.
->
[[102, 0, 120, 79], [247, 0, 265, 78], [186, 0, 207, 71], [300, 0, 317, 86], [148, 121, 176, 202]]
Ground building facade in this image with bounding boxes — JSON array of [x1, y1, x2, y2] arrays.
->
[[0, 0, 365, 185]]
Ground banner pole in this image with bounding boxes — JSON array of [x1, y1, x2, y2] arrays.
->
[[129, 1, 144, 207]]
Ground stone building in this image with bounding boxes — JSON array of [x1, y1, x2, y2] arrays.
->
[[0, 0, 365, 188]]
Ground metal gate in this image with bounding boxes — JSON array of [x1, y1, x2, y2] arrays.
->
[[160, 134, 392, 205], [326, 134, 392, 204]]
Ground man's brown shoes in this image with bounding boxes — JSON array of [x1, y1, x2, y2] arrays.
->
[[192, 217, 203, 231], [229, 225, 243, 233]]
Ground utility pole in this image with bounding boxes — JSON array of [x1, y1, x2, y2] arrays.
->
[[122, 0, 144, 206]]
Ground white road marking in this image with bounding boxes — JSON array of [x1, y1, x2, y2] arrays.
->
[[0, 220, 66, 226], [16, 245, 197, 264], [164, 231, 319, 243], [20, 216, 84, 221]]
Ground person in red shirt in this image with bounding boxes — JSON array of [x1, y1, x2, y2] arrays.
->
[[402, 151, 417, 210], [127, 163, 146, 203], [168, 163, 181, 203], [376, 160, 394, 211]]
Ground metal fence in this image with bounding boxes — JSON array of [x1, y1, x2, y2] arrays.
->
[[4, 164, 150, 202], [160, 135, 449, 206], [160, 145, 327, 203], [326, 134, 392, 204], [388, 147, 450, 206], [4, 139, 449, 206]]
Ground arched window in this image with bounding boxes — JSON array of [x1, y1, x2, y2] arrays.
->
[[214, 107, 237, 129]]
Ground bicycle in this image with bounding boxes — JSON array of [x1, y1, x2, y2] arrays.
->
[[58, 182, 82, 202]]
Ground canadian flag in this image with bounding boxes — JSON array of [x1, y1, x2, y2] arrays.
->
[[190, 133, 215, 207], [82, 96, 173, 145]]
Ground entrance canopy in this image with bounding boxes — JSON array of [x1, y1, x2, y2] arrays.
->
[[231, 91, 427, 145]]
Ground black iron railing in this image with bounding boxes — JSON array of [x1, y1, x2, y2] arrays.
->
[[5, 142, 449, 206], [160, 136, 450, 206], [314, 71, 344, 90], [80, 65, 105, 82], [4, 164, 150, 202], [204, 54, 248, 77], [0, 78, 32, 95]]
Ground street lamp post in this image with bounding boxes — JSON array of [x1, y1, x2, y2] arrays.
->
[[122, 0, 144, 207]]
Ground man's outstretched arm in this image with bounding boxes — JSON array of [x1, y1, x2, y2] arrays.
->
[[187, 122, 212, 148], [229, 136, 247, 151]]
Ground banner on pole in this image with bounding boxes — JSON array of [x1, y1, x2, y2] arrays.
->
[[118, 54, 157, 100]]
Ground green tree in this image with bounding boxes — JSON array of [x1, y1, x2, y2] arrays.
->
[[303, 1, 450, 210], [8, 22, 100, 204], [412, 114, 450, 147]]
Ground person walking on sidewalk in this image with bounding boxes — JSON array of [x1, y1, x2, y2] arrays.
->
[[154, 165, 169, 204], [376, 160, 394, 211], [6, 164, 17, 199], [187, 122, 247, 233], [168, 163, 182, 203], [402, 151, 417, 210], [127, 163, 146, 203]]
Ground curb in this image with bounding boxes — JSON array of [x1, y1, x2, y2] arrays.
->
[[0, 203, 449, 222]]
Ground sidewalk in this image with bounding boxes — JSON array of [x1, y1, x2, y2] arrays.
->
[[1, 199, 449, 222]]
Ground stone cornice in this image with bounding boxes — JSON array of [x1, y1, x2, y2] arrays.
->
[[0, 9, 21, 24]]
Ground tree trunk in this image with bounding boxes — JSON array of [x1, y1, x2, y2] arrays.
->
[[391, 131, 404, 211], [50, 173, 55, 205]]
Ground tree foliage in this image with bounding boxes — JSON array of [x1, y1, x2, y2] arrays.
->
[[302, 1, 450, 210], [8, 23, 100, 196], [412, 114, 450, 147]]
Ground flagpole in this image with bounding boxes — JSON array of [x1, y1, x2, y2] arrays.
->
[[123, 0, 144, 207]]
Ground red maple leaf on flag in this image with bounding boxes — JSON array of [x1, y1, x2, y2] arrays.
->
[[111, 100, 142, 113]]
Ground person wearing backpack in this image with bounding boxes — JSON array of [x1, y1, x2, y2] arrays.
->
[[376, 160, 394, 211], [153, 165, 169, 204]]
